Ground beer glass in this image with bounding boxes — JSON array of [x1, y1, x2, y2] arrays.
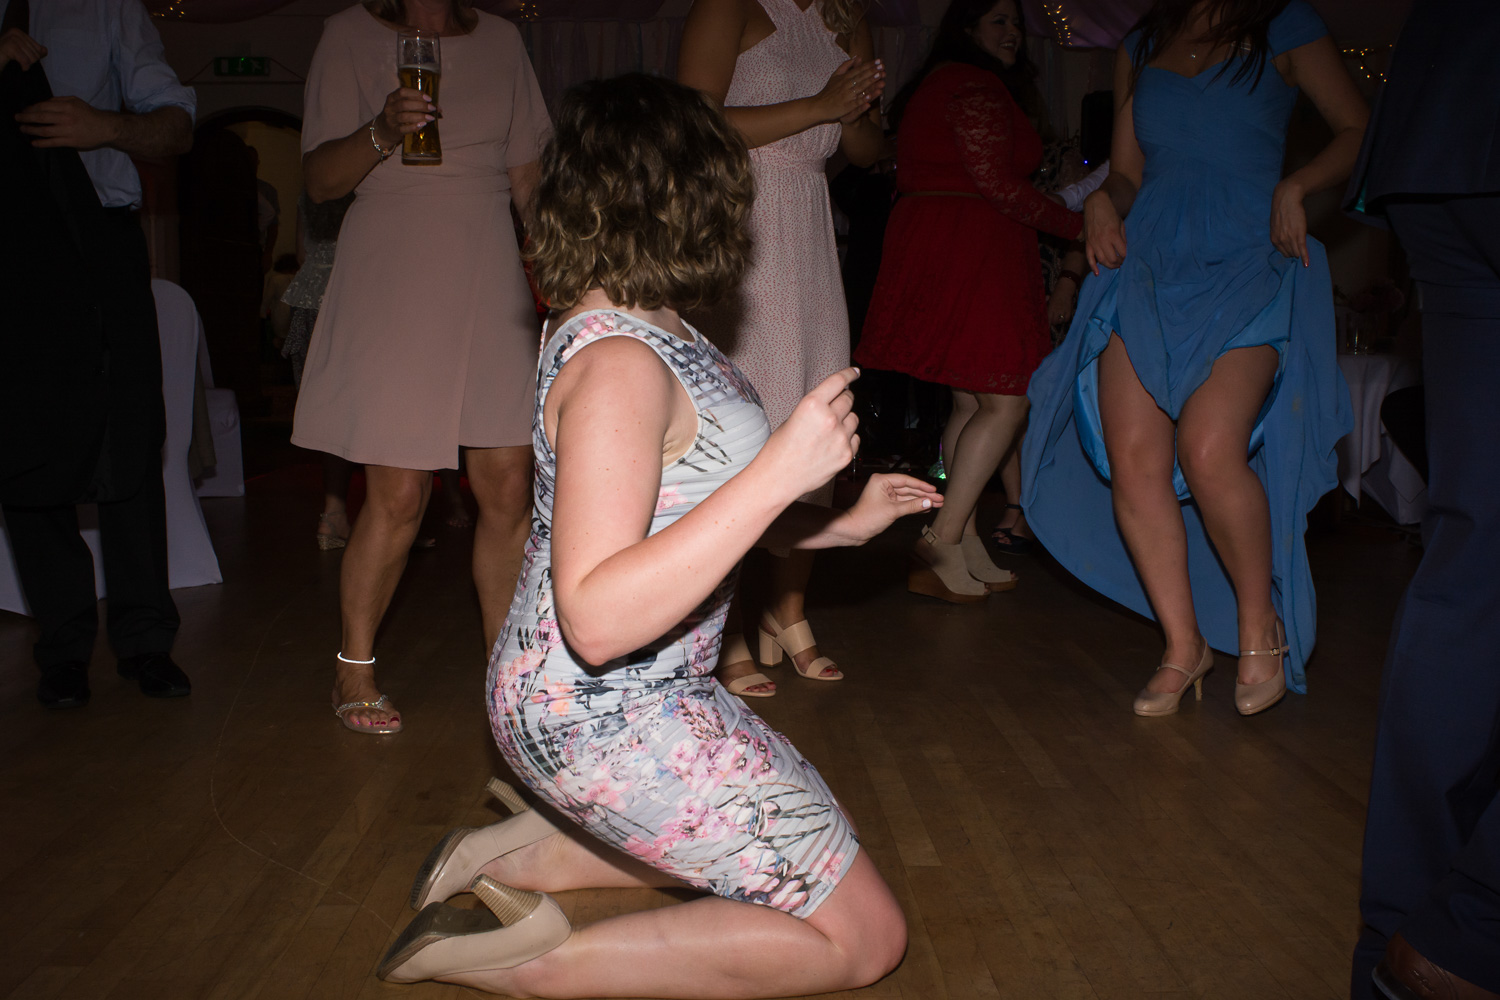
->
[[397, 29, 441, 164]]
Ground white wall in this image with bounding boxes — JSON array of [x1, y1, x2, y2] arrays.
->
[[156, 0, 345, 123]]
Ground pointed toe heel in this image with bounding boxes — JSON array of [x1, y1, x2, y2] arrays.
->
[[379, 877, 571, 983], [1235, 620, 1289, 716], [1133, 641, 1214, 717], [409, 778, 561, 911]]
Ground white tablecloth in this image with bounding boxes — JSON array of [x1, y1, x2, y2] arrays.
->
[[1335, 352, 1427, 525]]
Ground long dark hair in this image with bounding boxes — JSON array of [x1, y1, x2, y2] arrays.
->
[[888, 0, 1040, 132], [1129, 0, 1290, 93]]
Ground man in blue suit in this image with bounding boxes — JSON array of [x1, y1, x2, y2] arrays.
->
[[1347, 2, 1500, 997]]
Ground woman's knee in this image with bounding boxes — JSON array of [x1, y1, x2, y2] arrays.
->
[[1177, 428, 1249, 496], [366, 472, 429, 526], [470, 449, 534, 511], [809, 854, 908, 987]]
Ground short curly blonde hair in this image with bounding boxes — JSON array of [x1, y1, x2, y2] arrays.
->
[[527, 74, 755, 313]]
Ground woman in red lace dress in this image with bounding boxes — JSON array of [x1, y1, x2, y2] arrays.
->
[[857, 0, 1081, 602]]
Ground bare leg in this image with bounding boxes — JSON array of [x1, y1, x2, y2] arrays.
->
[[478, 829, 686, 894], [337, 465, 431, 726], [930, 391, 1029, 545], [467, 445, 534, 652], [458, 850, 907, 999], [940, 389, 977, 487], [317, 453, 355, 543], [767, 549, 838, 679], [991, 446, 1031, 539], [715, 591, 774, 695], [1175, 346, 1281, 685], [1097, 335, 1203, 693]]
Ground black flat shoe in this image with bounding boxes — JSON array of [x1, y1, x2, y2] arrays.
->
[[38, 663, 91, 708], [117, 652, 192, 698]]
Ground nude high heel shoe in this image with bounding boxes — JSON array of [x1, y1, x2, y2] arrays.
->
[[1235, 620, 1288, 716], [909, 526, 988, 603], [757, 610, 842, 681], [379, 876, 571, 983], [1133, 640, 1214, 717], [409, 778, 561, 910]]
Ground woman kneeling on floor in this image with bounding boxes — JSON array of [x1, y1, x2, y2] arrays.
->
[[377, 72, 939, 997]]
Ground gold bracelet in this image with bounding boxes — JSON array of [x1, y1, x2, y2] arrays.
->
[[369, 121, 396, 161]]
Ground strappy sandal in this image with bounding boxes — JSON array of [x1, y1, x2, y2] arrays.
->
[[334, 694, 403, 733], [1235, 619, 1288, 716], [717, 634, 775, 698], [410, 778, 561, 910], [989, 503, 1034, 555], [332, 652, 402, 734], [378, 877, 571, 983], [758, 611, 843, 682], [316, 511, 349, 551]]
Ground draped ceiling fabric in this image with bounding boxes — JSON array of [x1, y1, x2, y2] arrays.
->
[[146, 0, 1399, 116]]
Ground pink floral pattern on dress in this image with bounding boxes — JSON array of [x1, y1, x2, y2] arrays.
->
[[487, 309, 860, 918]]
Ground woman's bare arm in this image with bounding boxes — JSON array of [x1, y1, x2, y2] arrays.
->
[[837, 18, 886, 168], [679, 0, 881, 149], [1083, 45, 1144, 272], [303, 87, 434, 202], [1269, 35, 1370, 264]]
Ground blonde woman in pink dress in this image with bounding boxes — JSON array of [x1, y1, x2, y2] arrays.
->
[[680, 0, 885, 698], [294, 0, 549, 733]]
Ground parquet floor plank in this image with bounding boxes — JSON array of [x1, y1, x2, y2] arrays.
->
[[0, 468, 1416, 998]]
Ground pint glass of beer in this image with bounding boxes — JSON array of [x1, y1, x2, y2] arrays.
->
[[397, 29, 441, 164]]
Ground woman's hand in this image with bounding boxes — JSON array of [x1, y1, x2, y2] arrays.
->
[[1270, 178, 1310, 267], [814, 57, 884, 126], [376, 86, 437, 147], [753, 367, 862, 503], [838, 473, 943, 543], [1083, 189, 1127, 274], [1047, 276, 1078, 325]]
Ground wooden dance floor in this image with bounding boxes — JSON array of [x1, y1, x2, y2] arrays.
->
[[0, 464, 1418, 999]]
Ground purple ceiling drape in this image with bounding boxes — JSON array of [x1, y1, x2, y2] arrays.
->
[[146, 0, 1142, 48]]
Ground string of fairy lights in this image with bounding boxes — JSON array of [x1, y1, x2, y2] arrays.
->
[[1342, 45, 1391, 83], [1043, 1, 1074, 47]]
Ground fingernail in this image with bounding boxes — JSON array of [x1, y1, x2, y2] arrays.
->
[[852, 366, 860, 375], [922, 499, 932, 508], [425, 114, 434, 122]]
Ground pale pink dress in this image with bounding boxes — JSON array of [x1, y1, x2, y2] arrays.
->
[[705, 0, 851, 502], [292, 7, 550, 470]]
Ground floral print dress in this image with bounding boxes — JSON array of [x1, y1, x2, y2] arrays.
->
[[486, 309, 860, 918]]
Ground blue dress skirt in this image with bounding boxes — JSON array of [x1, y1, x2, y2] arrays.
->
[[1020, 1, 1351, 692]]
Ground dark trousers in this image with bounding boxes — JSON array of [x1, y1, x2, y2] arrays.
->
[[1352, 196, 1500, 995], [0, 212, 178, 673]]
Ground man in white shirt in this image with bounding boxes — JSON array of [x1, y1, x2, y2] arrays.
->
[[0, 0, 197, 708]]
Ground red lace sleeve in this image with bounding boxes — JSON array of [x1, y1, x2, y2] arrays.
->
[[946, 82, 1082, 240]]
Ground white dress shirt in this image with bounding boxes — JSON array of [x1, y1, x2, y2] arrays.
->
[[2, 0, 196, 207]]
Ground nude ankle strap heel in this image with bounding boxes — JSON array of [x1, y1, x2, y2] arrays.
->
[[1133, 641, 1214, 717], [1235, 620, 1289, 716], [409, 778, 561, 910], [378, 876, 571, 983]]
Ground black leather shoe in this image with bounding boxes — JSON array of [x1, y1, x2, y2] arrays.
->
[[1374, 932, 1500, 1000], [37, 663, 90, 708], [117, 652, 191, 698]]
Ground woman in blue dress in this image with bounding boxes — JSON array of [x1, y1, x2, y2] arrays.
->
[[1021, 0, 1368, 716]]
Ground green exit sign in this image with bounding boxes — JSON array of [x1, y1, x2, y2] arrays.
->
[[213, 56, 270, 77]]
